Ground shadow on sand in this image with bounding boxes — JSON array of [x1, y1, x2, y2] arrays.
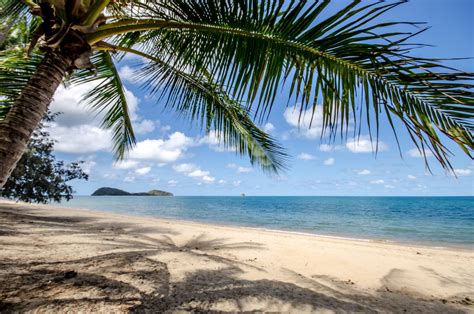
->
[[0, 203, 468, 313]]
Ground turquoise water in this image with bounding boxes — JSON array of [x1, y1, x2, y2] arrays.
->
[[58, 196, 474, 248]]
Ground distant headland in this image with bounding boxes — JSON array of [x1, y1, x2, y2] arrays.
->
[[91, 187, 173, 196]]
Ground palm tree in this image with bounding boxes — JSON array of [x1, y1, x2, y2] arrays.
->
[[0, 0, 472, 187]]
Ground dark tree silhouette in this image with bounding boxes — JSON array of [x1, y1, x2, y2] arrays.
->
[[1, 114, 88, 203]]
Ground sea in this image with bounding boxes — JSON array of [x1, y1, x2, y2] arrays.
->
[[57, 196, 474, 248]]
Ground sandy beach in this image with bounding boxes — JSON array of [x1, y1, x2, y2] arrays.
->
[[0, 200, 473, 313]]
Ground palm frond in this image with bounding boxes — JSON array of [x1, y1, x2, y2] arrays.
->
[[0, 0, 29, 21], [0, 16, 43, 119], [102, 45, 287, 173], [69, 51, 135, 159], [0, 49, 42, 119], [90, 0, 474, 171]]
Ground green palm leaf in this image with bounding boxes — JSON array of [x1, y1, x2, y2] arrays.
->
[[0, 49, 42, 119], [89, 0, 473, 170], [0, 0, 29, 21], [101, 45, 287, 173], [69, 51, 135, 159], [2, 0, 473, 175]]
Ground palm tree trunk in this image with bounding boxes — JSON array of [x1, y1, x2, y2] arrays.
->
[[0, 52, 72, 187]]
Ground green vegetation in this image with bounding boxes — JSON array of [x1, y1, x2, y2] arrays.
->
[[0, 1, 473, 187], [92, 187, 173, 197], [1, 114, 88, 203], [147, 190, 174, 196]]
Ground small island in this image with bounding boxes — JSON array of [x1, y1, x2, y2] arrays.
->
[[91, 187, 173, 196]]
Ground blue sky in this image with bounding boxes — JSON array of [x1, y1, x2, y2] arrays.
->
[[49, 0, 473, 196]]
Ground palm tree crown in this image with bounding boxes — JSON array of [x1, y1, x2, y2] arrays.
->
[[0, 0, 473, 186]]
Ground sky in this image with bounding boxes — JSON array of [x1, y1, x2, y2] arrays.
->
[[48, 0, 473, 196]]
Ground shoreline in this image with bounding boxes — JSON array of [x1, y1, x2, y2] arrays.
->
[[1, 200, 473, 312], [52, 201, 474, 251]]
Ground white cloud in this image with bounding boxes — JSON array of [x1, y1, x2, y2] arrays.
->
[[189, 169, 210, 177], [118, 65, 137, 83], [48, 83, 156, 154], [319, 144, 332, 152], [357, 169, 371, 175], [323, 157, 335, 166], [134, 119, 156, 134], [167, 179, 178, 186], [283, 105, 324, 139], [199, 130, 236, 152], [407, 175, 417, 180], [50, 124, 112, 153], [346, 136, 388, 153], [202, 176, 216, 183], [113, 160, 139, 170], [173, 163, 197, 173], [233, 180, 242, 187], [124, 176, 135, 182], [263, 122, 275, 133], [160, 125, 171, 133], [319, 144, 344, 152], [227, 163, 252, 174], [48, 84, 112, 154], [123, 87, 139, 121], [297, 153, 315, 161], [416, 184, 427, 190], [130, 132, 194, 163], [81, 160, 96, 175], [370, 179, 385, 185], [172, 163, 215, 183], [135, 167, 151, 175], [407, 148, 434, 158], [102, 172, 117, 179], [218, 179, 226, 184], [452, 169, 472, 177], [384, 184, 395, 189], [237, 166, 252, 173], [199, 130, 222, 145], [49, 83, 98, 126]]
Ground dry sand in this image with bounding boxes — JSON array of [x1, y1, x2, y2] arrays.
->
[[0, 200, 473, 313]]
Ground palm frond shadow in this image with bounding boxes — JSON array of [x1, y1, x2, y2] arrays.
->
[[284, 269, 469, 313], [0, 204, 468, 312], [0, 204, 179, 237], [0, 252, 170, 312]]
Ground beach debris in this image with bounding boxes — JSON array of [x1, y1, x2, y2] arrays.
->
[[64, 271, 77, 279], [50, 270, 77, 283], [459, 297, 473, 305], [416, 252, 422, 255], [460, 299, 471, 305]]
